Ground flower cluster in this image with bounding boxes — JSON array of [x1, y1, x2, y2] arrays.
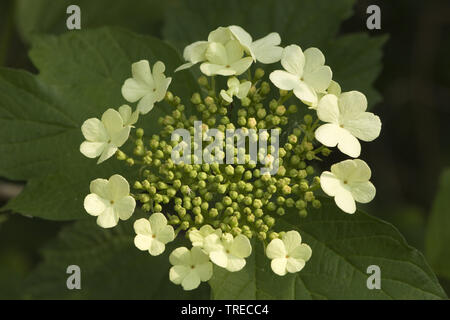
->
[[80, 25, 381, 291]]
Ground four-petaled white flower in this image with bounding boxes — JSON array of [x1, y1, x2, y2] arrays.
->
[[189, 225, 222, 247], [200, 40, 254, 76], [169, 246, 213, 291], [84, 174, 135, 228], [266, 231, 312, 276], [175, 26, 282, 72], [228, 25, 283, 63], [220, 77, 252, 103], [134, 212, 175, 256], [270, 45, 332, 107], [204, 233, 252, 272], [320, 159, 376, 214], [80, 108, 131, 164], [121, 60, 172, 115], [314, 91, 381, 158]]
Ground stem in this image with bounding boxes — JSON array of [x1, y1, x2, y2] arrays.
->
[[277, 91, 293, 105]]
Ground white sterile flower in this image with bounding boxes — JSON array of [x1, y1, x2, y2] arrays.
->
[[169, 246, 213, 291], [270, 45, 332, 107], [266, 231, 312, 276], [80, 108, 131, 164], [121, 60, 172, 115], [118, 104, 139, 126], [84, 174, 135, 228], [189, 225, 222, 247], [175, 41, 209, 72], [220, 77, 252, 103], [228, 25, 283, 63], [314, 91, 382, 158], [133, 212, 175, 256], [320, 159, 376, 214], [200, 39, 254, 76], [203, 233, 252, 272]]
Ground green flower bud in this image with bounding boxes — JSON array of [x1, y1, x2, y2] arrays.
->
[[304, 114, 313, 124], [312, 199, 322, 209], [288, 104, 298, 114], [191, 92, 202, 105], [299, 209, 308, 218], [285, 198, 295, 208], [241, 97, 251, 107], [254, 68, 265, 79], [180, 221, 190, 230], [126, 158, 134, 166], [276, 207, 285, 216], [134, 181, 143, 190], [304, 191, 314, 202], [198, 76, 208, 87], [154, 204, 163, 212]]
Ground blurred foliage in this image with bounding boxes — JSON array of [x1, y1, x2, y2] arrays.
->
[[426, 169, 450, 282]]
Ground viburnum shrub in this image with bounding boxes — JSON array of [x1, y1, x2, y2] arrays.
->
[[81, 25, 381, 291]]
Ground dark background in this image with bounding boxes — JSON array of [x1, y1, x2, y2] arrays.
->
[[0, 0, 449, 297]]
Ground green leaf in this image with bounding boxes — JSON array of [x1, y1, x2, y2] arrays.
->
[[163, 0, 355, 51], [14, 0, 164, 44], [426, 168, 450, 281], [0, 27, 198, 220], [209, 198, 447, 300], [22, 212, 210, 299], [324, 33, 388, 107]]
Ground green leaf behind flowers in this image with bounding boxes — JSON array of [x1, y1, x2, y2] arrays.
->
[[209, 198, 447, 300], [0, 27, 198, 220]]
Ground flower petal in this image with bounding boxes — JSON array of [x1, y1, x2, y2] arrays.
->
[[229, 25, 253, 55], [251, 32, 282, 64], [183, 41, 209, 63], [89, 178, 109, 198], [110, 126, 131, 147], [343, 112, 381, 142], [169, 247, 191, 266], [317, 94, 340, 123], [209, 250, 228, 268], [134, 218, 152, 236], [136, 93, 156, 115], [80, 141, 106, 158], [226, 255, 246, 272], [108, 174, 130, 200], [96, 206, 119, 228], [266, 238, 286, 259], [220, 90, 233, 103], [131, 60, 153, 87], [101, 109, 124, 135], [237, 81, 252, 99], [320, 171, 343, 197], [208, 27, 232, 43], [84, 193, 107, 216], [303, 47, 326, 73], [281, 45, 305, 76], [271, 258, 287, 276], [181, 271, 201, 291], [205, 42, 228, 65], [230, 234, 252, 258], [149, 212, 168, 234], [113, 195, 135, 221], [293, 81, 317, 105], [191, 246, 210, 265], [282, 231, 302, 253], [196, 262, 213, 282], [334, 189, 356, 214], [303, 65, 332, 93], [169, 265, 190, 285], [149, 239, 166, 256], [269, 70, 300, 91], [336, 130, 361, 158], [339, 91, 367, 115], [286, 257, 306, 273], [121, 78, 148, 102], [134, 234, 152, 251], [290, 243, 312, 261], [156, 225, 175, 244], [97, 144, 117, 164], [350, 181, 376, 204], [81, 118, 108, 142], [229, 57, 253, 75], [315, 123, 342, 148]]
